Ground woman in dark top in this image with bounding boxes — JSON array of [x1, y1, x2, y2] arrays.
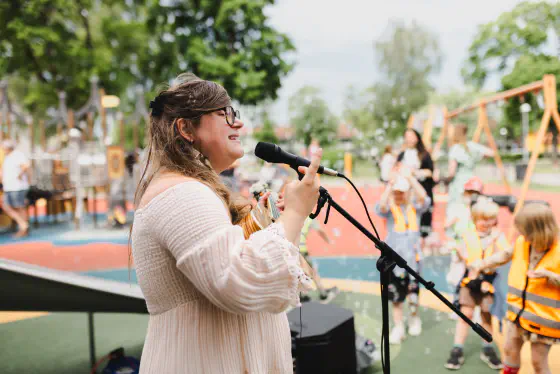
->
[[396, 128, 435, 239]]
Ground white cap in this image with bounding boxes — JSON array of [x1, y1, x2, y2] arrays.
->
[[393, 176, 410, 192]]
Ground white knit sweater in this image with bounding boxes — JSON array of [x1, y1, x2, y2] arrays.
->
[[131, 181, 309, 373]]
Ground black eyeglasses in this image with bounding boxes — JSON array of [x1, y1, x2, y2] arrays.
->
[[184, 106, 240, 126], [221, 106, 240, 127]]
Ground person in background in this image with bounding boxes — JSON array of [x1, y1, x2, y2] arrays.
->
[[445, 176, 484, 319], [396, 129, 435, 245], [444, 197, 505, 371], [0, 139, 30, 238], [442, 124, 494, 218], [375, 167, 431, 344], [299, 217, 339, 303], [379, 145, 396, 184], [470, 203, 560, 374], [220, 159, 240, 192]]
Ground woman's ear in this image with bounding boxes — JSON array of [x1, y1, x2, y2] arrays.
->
[[176, 118, 194, 143]]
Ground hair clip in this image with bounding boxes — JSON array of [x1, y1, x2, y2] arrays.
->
[[149, 96, 165, 117]]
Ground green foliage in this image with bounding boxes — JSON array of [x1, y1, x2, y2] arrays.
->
[[342, 85, 376, 136], [462, 1, 560, 88], [252, 114, 278, 144], [501, 54, 560, 138], [288, 86, 338, 147], [369, 20, 443, 140], [145, 0, 294, 105], [320, 147, 353, 170], [0, 0, 295, 121]]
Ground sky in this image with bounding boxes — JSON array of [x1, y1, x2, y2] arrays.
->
[[262, 0, 530, 125]]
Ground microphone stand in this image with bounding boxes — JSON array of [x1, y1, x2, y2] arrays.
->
[[309, 186, 492, 374]]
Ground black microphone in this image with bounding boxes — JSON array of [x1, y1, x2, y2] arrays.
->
[[254, 142, 340, 177]]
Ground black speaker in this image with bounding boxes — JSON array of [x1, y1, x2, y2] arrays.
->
[[288, 302, 356, 374]]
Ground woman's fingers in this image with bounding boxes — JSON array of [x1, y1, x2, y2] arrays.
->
[[301, 148, 322, 184]]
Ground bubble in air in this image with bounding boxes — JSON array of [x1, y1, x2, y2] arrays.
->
[[333, 228, 341, 237]]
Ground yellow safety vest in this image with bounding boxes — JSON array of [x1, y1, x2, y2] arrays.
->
[[462, 230, 508, 267], [390, 204, 418, 233], [506, 236, 560, 338]]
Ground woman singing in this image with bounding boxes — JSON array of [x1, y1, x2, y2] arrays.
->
[[130, 73, 320, 373]]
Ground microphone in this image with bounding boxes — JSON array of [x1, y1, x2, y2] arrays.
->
[[254, 142, 340, 177]]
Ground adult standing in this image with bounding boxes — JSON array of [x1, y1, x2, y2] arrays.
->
[[443, 124, 494, 217], [0, 139, 30, 238], [130, 73, 319, 373], [396, 128, 435, 240], [379, 145, 396, 184]]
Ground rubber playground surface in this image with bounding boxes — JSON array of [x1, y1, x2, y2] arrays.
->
[[1, 183, 559, 373]]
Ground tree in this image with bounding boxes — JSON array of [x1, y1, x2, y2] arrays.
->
[[342, 85, 376, 136], [144, 0, 294, 105], [370, 20, 442, 139], [0, 0, 295, 121], [288, 86, 337, 147], [501, 54, 560, 160], [463, 1, 560, 160], [462, 1, 560, 88], [252, 114, 279, 144]]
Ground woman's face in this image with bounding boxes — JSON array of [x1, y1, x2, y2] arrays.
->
[[195, 108, 244, 173], [404, 130, 418, 149]]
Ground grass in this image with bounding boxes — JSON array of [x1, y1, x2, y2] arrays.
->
[[0, 291, 502, 374]]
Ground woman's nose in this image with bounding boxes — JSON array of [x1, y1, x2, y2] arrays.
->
[[232, 118, 244, 129]]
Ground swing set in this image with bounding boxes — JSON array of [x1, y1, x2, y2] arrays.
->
[[409, 74, 560, 239]]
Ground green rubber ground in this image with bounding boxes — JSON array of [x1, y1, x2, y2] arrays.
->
[[0, 292, 500, 373]]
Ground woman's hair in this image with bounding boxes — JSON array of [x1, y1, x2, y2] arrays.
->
[[471, 196, 499, 222], [129, 73, 251, 268], [514, 203, 559, 252], [404, 128, 428, 160], [383, 145, 392, 154]]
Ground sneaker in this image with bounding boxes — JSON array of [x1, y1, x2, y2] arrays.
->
[[300, 294, 311, 303], [319, 287, 339, 304], [480, 346, 503, 370], [389, 324, 405, 345], [408, 316, 422, 336], [444, 347, 465, 370]]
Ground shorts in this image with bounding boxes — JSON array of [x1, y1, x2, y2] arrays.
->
[[458, 287, 493, 313], [505, 320, 560, 346], [2, 190, 28, 209], [388, 272, 419, 303]]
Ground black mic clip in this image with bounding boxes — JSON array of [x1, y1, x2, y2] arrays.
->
[[309, 187, 332, 224]]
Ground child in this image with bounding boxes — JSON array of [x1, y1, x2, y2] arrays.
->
[[471, 203, 560, 374], [375, 168, 431, 344], [445, 177, 485, 316], [299, 217, 340, 303], [445, 197, 506, 370]]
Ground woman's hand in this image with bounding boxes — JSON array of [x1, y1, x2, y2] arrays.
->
[[282, 149, 322, 220]]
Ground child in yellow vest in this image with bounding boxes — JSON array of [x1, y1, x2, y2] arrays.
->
[[375, 168, 431, 344], [471, 203, 560, 374], [445, 197, 507, 370]]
